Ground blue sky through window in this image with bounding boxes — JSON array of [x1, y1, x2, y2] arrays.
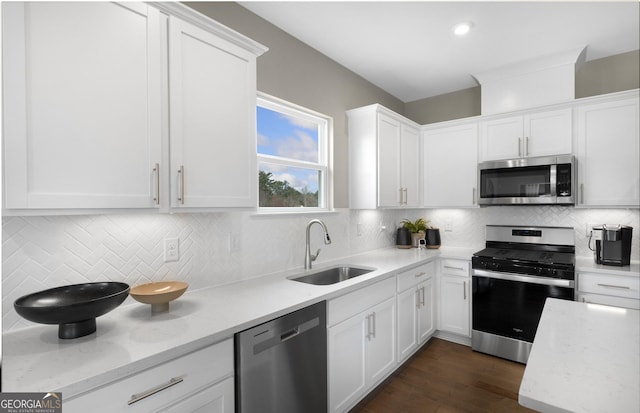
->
[[257, 106, 320, 192]]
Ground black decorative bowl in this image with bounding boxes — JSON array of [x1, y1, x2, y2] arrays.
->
[[14, 282, 130, 339]]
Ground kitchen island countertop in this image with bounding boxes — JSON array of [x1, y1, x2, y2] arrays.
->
[[519, 298, 640, 413], [2, 246, 475, 399]]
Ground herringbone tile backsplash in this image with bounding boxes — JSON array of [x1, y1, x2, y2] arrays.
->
[[3, 207, 638, 332]]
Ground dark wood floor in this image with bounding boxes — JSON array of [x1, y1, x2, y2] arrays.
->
[[350, 338, 536, 413]]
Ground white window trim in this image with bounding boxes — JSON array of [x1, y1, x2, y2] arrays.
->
[[256, 92, 333, 213]]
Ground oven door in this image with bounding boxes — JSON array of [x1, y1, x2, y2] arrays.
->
[[472, 269, 574, 343]]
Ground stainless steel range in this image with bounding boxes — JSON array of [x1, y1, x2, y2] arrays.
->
[[471, 225, 575, 364]]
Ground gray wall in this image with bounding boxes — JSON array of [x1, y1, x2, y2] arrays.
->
[[575, 50, 640, 99], [406, 50, 640, 125], [185, 2, 404, 208]]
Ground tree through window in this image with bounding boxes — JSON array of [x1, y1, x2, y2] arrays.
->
[[257, 94, 331, 211]]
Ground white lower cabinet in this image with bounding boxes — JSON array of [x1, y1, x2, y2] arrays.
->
[[63, 339, 234, 413], [397, 262, 435, 362], [438, 259, 471, 338], [577, 271, 640, 310], [328, 277, 396, 413], [159, 377, 234, 413]]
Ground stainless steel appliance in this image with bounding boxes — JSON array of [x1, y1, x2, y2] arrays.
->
[[478, 154, 574, 205], [235, 301, 326, 413], [472, 225, 575, 364], [591, 225, 633, 266]]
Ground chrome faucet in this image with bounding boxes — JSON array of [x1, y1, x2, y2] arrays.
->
[[305, 219, 332, 269]]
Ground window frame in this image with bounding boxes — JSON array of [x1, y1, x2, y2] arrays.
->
[[256, 92, 333, 213]]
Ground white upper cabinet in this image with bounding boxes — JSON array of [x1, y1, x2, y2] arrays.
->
[[2, 2, 267, 213], [422, 121, 479, 207], [479, 108, 572, 161], [575, 92, 640, 207], [3, 2, 162, 209], [348, 105, 420, 209], [168, 16, 259, 208]]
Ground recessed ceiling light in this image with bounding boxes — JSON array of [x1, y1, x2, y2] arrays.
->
[[452, 21, 473, 36]]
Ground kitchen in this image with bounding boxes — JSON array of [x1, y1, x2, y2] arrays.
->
[[1, 1, 639, 412]]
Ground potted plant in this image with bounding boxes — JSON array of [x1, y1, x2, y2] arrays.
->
[[401, 218, 429, 248]]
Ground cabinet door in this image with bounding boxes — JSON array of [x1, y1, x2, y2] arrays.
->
[[396, 288, 419, 362], [401, 124, 421, 206], [576, 97, 640, 207], [525, 108, 572, 157], [3, 2, 162, 209], [160, 377, 234, 413], [439, 275, 470, 337], [479, 116, 522, 161], [417, 278, 435, 343], [366, 298, 397, 386], [423, 122, 478, 207], [168, 17, 257, 208], [377, 114, 402, 206], [328, 314, 367, 413]]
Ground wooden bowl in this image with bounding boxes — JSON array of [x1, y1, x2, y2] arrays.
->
[[130, 281, 188, 314]]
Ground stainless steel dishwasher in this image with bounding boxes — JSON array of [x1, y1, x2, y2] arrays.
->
[[235, 301, 327, 413]]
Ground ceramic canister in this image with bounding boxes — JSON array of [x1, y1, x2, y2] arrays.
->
[[396, 227, 412, 249]]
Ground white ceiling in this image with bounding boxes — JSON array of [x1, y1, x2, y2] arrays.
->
[[239, 1, 640, 103]]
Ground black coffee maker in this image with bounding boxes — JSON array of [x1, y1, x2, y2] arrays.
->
[[592, 225, 633, 266]]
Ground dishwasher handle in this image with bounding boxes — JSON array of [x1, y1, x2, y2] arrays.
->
[[252, 317, 320, 355], [280, 327, 300, 342]]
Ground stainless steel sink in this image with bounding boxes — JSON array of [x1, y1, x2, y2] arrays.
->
[[290, 266, 374, 285]]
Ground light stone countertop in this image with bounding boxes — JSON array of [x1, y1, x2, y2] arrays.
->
[[575, 257, 640, 277], [2, 246, 476, 399], [519, 298, 640, 413]]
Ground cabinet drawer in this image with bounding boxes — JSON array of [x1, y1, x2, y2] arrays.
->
[[64, 339, 233, 413], [328, 277, 395, 326], [579, 272, 640, 300], [440, 259, 469, 277], [578, 293, 640, 310], [397, 261, 435, 292]]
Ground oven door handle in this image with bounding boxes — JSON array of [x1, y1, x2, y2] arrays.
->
[[472, 269, 574, 288]]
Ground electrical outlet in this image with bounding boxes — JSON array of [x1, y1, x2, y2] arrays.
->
[[164, 238, 179, 262], [444, 220, 453, 232], [228, 232, 240, 252]]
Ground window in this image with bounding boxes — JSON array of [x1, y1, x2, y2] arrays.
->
[[257, 93, 331, 211]]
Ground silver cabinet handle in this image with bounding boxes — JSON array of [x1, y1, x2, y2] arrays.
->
[[177, 165, 185, 204], [153, 163, 160, 205], [580, 183, 584, 204], [525, 136, 529, 157], [415, 289, 421, 309], [371, 311, 376, 339], [414, 271, 427, 278], [518, 137, 522, 157], [444, 265, 465, 271], [597, 283, 631, 290], [366, 314, 373, 340], [398, 188, 408, 205], [128, 376, 184, 405], [463, 281, 467, 300], [420, 286, 425, 307], [472, 187, 476, 205]]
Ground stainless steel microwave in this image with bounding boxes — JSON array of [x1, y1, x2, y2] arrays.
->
[[478, 155, 575, 205]]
